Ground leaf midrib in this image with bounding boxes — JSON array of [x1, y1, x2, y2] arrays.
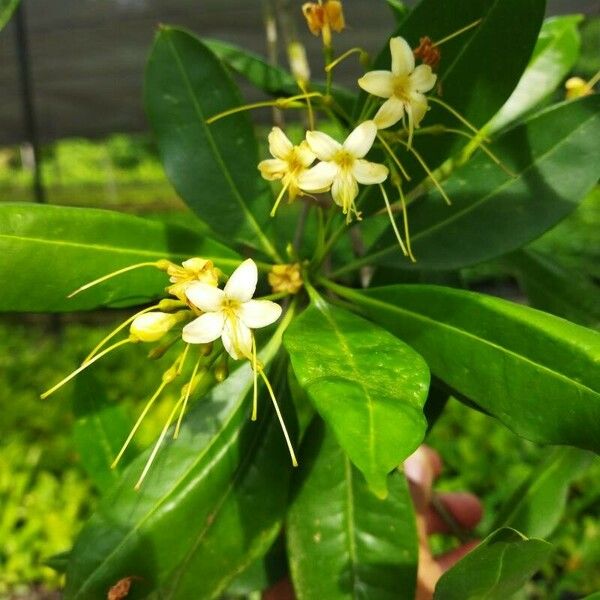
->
[[368, 101, 597, 264], [164, 31, 278, 261], [354, 291, 597, 397], [0, 233, 240, 268]]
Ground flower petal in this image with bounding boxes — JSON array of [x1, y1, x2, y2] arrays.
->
[[185, 282, 225, 312], [295, 140, 317, 167], [373, 96, 405, 130], [331, 170, 359, 209], [222, 318, 252, 360], [390, 36, 415, 76], [268, 127, 293, 159], [298, 161, 338, 192], [182, 312, 225, 344], [352, 159, 389, 185], [409, 92, 429, 127], [239, 299, 282, 328], [343, 120, 377, 158], [357, 70, 394, 98], [410, 64, 437, 93], [224, 258, 257, 302], [258, 158, 287, 181], [305, 130, 341, 160]]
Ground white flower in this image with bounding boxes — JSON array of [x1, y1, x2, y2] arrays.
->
[[258, 127, 316, 212], [182, 259, 282, 360], [298, 120, 388, 222], [358, 36, 437, 133]]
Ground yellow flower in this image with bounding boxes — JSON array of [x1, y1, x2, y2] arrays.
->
[[258, 127, 317, 215], [166, 257, 220, 302], [302, 1, 345, 46], [358, 36, 437, 134], [269, 263, 303, 295], [298, 120, 388, 222]]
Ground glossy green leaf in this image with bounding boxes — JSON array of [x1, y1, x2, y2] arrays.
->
[[72, 373, 134, 492], [65, 325, 294, 599], [507, 249, 600, 329], [330, 283, 600, 453], [204, 38, 355, 113], [433, 528, 553, 600], [145, 27, 279, 260], [359, 96, 600, 272], [288, 420, 418, 600], [0, 203, 239, 312], [493, 447, 592, 538], [385, 0, 409, 23], [582, 593, 600, 600], [357, 0, 544, 172], [284, 299, 429, 497], [487, 15, 583, 133], [0, 0, 19, 30]]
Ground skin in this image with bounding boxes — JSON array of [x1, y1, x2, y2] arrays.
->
[[263, 445, 483, 600]]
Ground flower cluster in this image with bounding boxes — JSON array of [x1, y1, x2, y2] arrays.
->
[[259, 121, 388, 223], [42, 256, 296, 488]]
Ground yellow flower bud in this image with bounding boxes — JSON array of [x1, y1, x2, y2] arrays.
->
[[268, 263, 303, 295], [130, 312, 180, 343], [288, 41, 311, 85], [565, 77, 593, 100]]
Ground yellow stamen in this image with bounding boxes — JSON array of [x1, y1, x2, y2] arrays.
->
[[429, 97, 489, 141], [443, 127, 516, 177], [325, 47, 365, 72], [41, 338, 131, 400], [68, 261, 167, 298], [251, 336, 258, 421], [377, 133, 411, 181], [433, 19, 482, 47], [397, 182, 416, 262], [135, 393, 184, 490], [174, 355, 202, 439], [206, 93, 322, 125], [398, 140, 452, 206], [379, 183, 408, 258], [270, 179, 291, 217], [83, 304, 160, 364], [258, 368, 298, 467], [111, 360, 180, 469]]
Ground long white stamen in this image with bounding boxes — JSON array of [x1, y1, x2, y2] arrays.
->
[[251, 335, 258, 421], [41, 338, 131, 400]]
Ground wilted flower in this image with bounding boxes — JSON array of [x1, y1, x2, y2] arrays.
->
[[299, 120, 388, 222], [413, 36, 441, 70], [302, 0, 345, 46]]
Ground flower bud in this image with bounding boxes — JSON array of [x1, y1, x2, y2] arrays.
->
[[565, 77, 592, 100], [288, 41, 311, 85], [130, 312, 179, 343]]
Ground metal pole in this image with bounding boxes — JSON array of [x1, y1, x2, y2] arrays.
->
[[14, 0, 46, 204]]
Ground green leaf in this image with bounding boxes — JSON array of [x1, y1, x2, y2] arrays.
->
[[284, 299, 429, 497], [203, 38, 355, 114], [65, 326, 294, 599], [358, 0, 544, 172], [385, 0, 410, 24], [145, 27, 279, 260], [507, 249, 600, 329], [493, 447, 592, 538], [582, 593, 600, 600], [487, 15, 583, 133], [0, 0, 19, 30], [433, 528, 553, 600], [360, 96, 600, 272], [329, 283, 600, 453], [287, 419, 418, 600], [0, 203, 239, 312], [72, 372, 134, 492]]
